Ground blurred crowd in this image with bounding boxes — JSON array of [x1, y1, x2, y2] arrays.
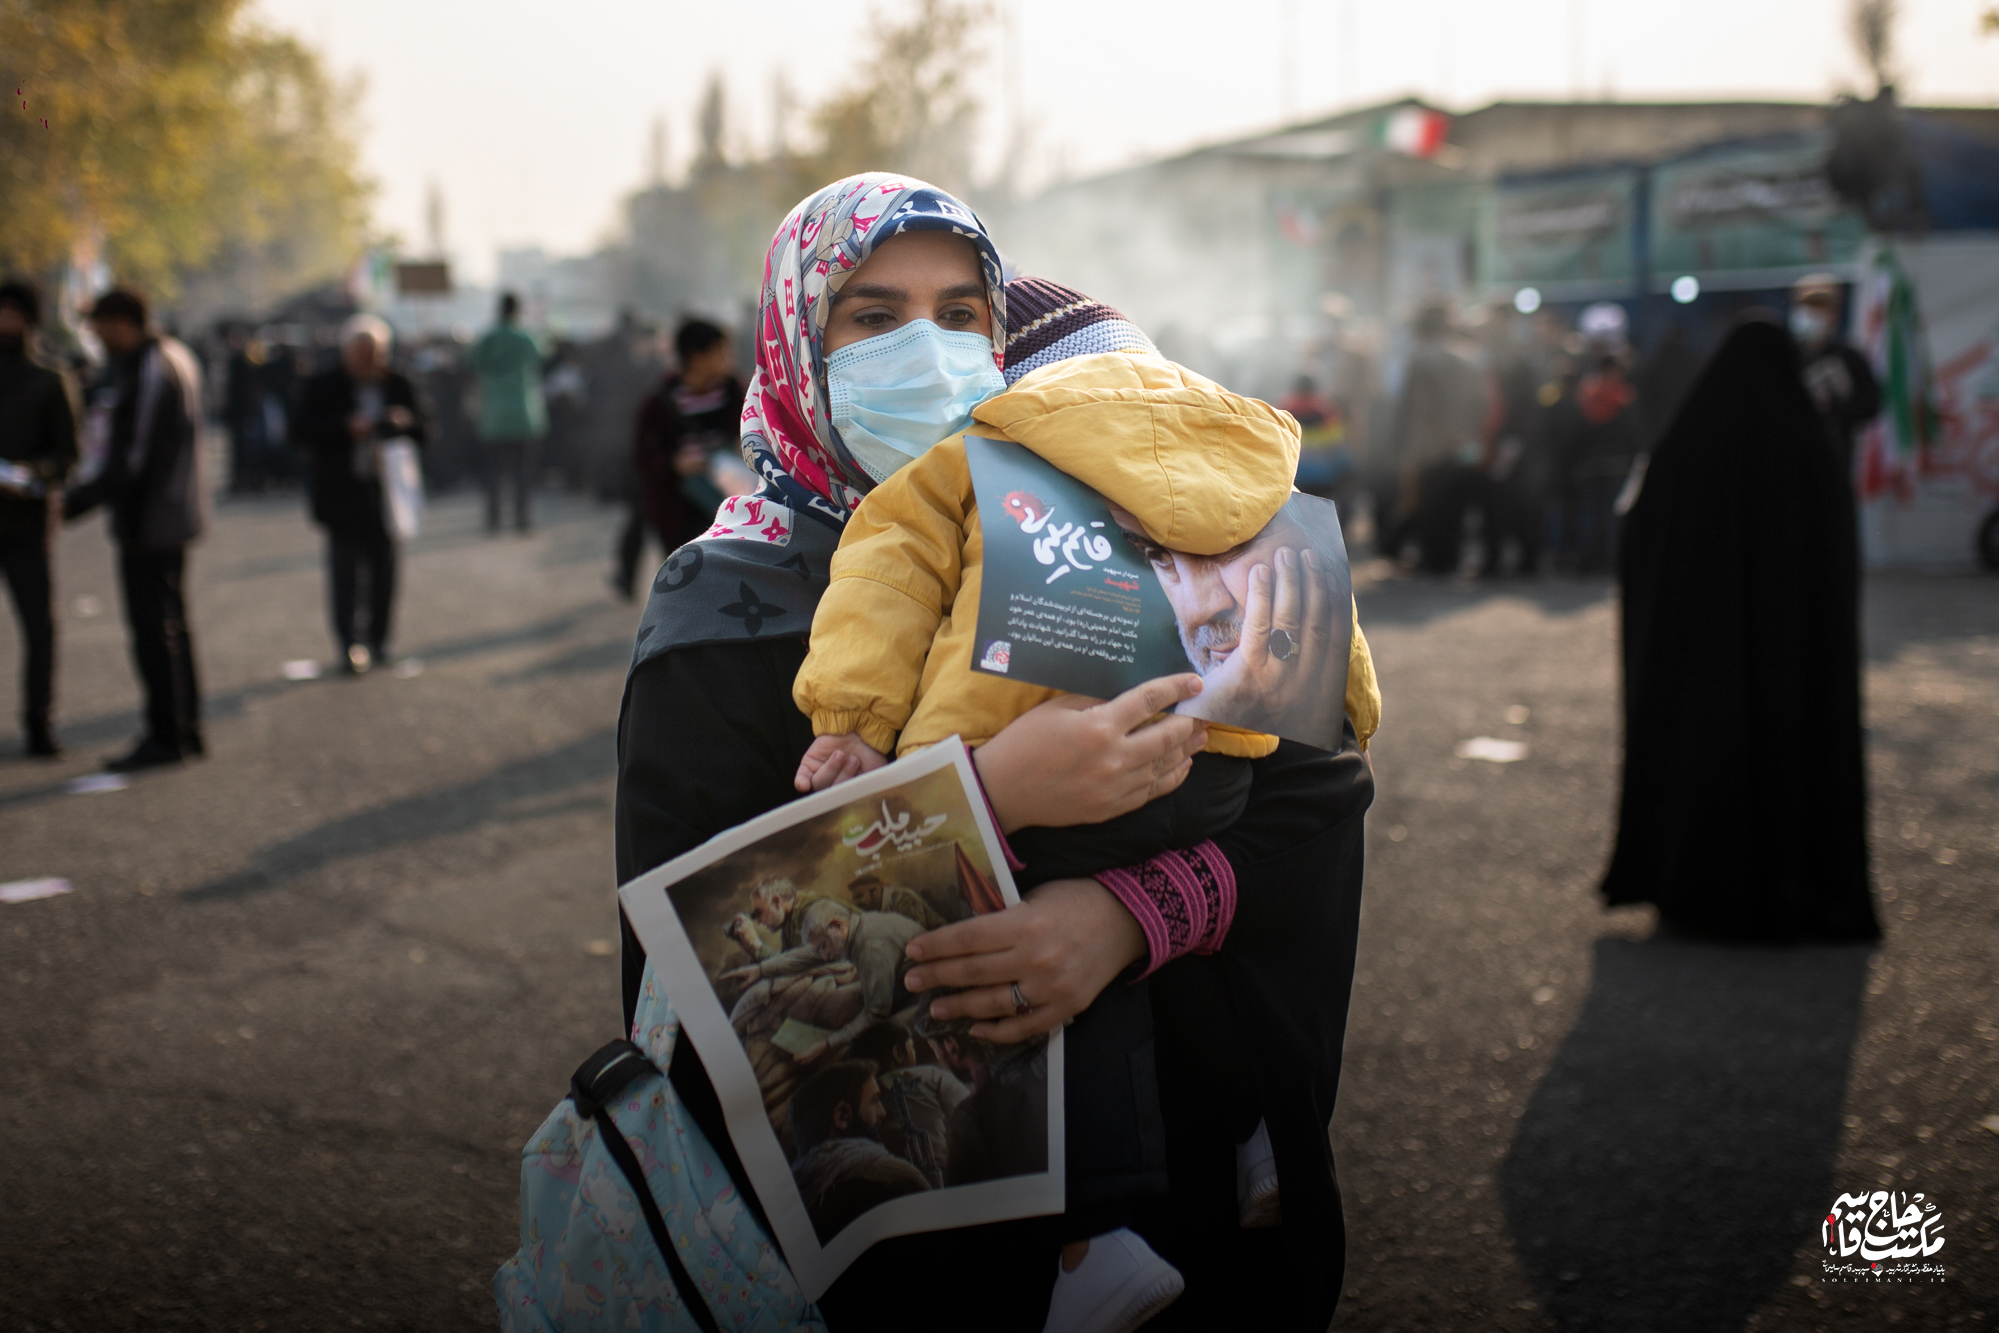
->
[[1281, 279, 1878, 582], [0, 277, 767, 767], [3, 268, 1879, 770]]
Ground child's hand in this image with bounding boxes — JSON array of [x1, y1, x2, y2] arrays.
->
[[795, 733, 888, 793]]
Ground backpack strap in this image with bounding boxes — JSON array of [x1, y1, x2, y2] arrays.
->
[[570, 1040, 725, 1333]]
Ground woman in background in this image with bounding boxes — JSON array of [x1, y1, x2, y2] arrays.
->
[[1602, 317, 1879, 942]]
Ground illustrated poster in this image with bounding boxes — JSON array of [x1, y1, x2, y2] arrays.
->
[[965, 434, 1354, 751], [618, 739, 1062, 1300]]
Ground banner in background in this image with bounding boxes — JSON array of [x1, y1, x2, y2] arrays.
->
[[1649, 132, 1868, 283], [1480, 166, 1641, 295]]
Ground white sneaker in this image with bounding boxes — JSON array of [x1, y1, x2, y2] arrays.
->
[[1041, 1228, 1185, 1333], [1237, 1118, 1281, 1228]]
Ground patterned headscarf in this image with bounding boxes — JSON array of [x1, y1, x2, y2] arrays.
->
[[702, 173, 1006, 547]]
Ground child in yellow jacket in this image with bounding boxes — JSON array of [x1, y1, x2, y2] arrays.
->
[[793, 348, 1379, 810]]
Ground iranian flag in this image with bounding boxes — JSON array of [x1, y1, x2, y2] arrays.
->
[[1855, 241, 1938, 499], [1375, 106, 1451, 158]]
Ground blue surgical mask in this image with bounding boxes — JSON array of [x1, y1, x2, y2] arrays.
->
[[826, 319, 1005, 484]]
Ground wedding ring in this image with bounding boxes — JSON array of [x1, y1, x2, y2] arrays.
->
[[1010, 982, 1031, 1016], [1268, 628, 1299, 662]]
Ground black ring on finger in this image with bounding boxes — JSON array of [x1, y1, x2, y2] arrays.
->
[[1010, 982, 1031, 1017]]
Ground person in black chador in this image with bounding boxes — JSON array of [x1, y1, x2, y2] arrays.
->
[[294, 315, 428, 675], [1601, 317, 1880, 942]]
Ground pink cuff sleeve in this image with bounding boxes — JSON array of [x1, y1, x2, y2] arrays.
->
[[969, 753, 1026, 873], [1092, 840, 1238, 978]]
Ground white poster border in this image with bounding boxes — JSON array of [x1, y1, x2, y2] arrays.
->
[[617, 736, 1064, 1301]]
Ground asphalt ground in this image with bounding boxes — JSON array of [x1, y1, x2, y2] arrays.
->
[[0, 485, 1992, 1330]]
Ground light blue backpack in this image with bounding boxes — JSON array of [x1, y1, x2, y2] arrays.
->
[[495, 960, 827, 1332]]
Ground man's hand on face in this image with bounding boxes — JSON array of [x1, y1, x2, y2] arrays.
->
[[1186, 545, 1344, 747]]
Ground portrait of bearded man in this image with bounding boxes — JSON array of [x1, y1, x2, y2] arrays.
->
[[1105, 498, 1352, 750]]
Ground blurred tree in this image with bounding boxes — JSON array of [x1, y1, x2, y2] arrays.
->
[[802, 0, 991, 196], [0, 0, 369, 315], [1848, 0, 1898, 94], [695, 72, 728, 176]]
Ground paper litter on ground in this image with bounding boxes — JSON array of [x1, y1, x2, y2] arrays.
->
[[66, 774, 130, 794], [1456, 736, 1529, 763], [282, 659, 321, 681], [0, 878, 73, 904]]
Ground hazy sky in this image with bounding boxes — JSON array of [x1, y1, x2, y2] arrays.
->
[[254, 0, 1999, 281]]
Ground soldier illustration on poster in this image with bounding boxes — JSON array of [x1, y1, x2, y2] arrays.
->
[[619, 740, 1061, 1298]]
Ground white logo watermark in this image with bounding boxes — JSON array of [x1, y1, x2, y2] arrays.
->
[[1820, 1191, 1948, 1282], [980, 639, 1011, 673]]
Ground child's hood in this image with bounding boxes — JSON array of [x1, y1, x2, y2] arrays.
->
[[969, 351, 1300, 556]]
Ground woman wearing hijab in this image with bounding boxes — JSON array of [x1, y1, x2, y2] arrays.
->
[[1601, 317, 1880, 942], [617, 174, 1374, 1330]]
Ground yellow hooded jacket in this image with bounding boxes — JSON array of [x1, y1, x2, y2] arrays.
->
[[794, 351, 1382, 758]]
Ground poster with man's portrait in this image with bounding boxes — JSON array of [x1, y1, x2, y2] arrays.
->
[[618, 739, 1063, 1300], [966, 434, 1355, 750]]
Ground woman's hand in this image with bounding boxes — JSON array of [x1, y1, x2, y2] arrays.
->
[[902, 878, 1148, 1043], [1184, 546, 1344, 747], [973, 676, 1209, 833]]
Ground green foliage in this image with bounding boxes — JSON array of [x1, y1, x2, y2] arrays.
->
[[0, 0, 370, 310]]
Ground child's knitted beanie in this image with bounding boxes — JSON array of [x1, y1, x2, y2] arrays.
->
[[1000, 277, 1157, 387]]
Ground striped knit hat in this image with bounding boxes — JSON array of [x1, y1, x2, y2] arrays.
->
[[1001, 277, 1157, 386]]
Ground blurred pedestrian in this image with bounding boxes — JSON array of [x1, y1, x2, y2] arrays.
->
[[1476, 307, 1549, 578], [584, 308, 655, 500], [1602, 317, 1880, 942], [66, 290, 207, 772], [1547, 303, 1642, 575], [1280, 373, 1352, 501], [413, 335, 473, 490], [0, 279, 78, 758], [1634, 323, 1701, 447], [469, 292, 545, 534], [220, 325, 292, 494], [295, 315, 428, 674], [614, 318, 743, 600], [1790, 274, 1881, 484], [542, 339, 588, 490], [1385, 301, 1489, 573]]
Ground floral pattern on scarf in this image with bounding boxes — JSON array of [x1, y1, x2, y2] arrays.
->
[[705, 173, 1005, 547]]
